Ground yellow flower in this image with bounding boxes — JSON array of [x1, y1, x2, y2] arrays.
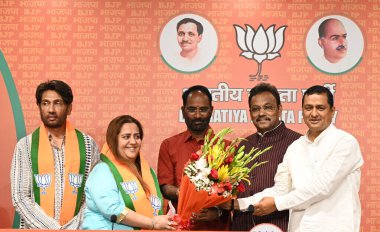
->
[[208, 145, 228, 169], [217, 165, 230, 182], [209, 145, 221, 158]]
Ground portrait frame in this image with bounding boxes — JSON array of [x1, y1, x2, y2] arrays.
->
[[305, 14, 365, 75], [159, 13, 219, 74]]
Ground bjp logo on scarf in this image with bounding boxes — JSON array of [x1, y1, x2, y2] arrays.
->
[[68, 173, 83, 194], [34, 174, 52, 195], [150, 195, 161, 216], [121, 181, 138, 200]]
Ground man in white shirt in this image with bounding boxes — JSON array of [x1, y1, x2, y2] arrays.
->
[[236, 85, 363, 232]]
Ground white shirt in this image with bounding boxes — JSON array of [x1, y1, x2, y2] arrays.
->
[[238, 124, 363, 232]]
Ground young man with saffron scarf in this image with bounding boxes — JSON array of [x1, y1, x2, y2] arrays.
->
[[83, 115, 175, 230], [11, 80, 99, 229]]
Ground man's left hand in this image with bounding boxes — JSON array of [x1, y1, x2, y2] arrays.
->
[[253, 197, 277, 216]]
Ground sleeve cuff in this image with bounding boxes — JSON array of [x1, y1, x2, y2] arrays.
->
[[274, 195, 288, 211], [237, 197, 250, 212]]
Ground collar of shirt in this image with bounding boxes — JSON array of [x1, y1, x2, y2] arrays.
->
[[183, 127, 214, 143], [304, 123, 335, 144], [257, 121, 284, 138]]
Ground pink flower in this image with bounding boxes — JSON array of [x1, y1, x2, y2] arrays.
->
[[209, 169, 219, 180], [211, 184, 225, 194], [190, 152, 200, 161], [237, 182, 246, 192]]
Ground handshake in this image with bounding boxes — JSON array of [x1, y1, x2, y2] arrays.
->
[[218, 197, 277, 216]]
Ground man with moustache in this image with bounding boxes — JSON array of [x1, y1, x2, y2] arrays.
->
[[157, 85, 229, 230], [168, 18, 212, 72], [318, 18, 347, 63], [236, 85, 363, 232], [11, 80, 99, 229], [177, 18, 203, 61], [230, 83, 301, 231]]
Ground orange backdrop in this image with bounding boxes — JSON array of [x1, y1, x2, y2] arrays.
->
[[0, 1, 378, 231]]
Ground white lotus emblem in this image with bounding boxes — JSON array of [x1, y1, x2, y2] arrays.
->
[[234, 24, 287, 79], [150, 195, 162, 216], [34, 174, 51, 195], [121, 181, 138, 200], [68, 173, 83, 194]]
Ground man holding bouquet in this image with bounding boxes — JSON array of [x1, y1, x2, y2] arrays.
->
[[157, 85, 230, 230], [231, 83, 301, 231]]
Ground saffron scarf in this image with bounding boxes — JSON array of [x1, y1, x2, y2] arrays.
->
[[100, 143, 163, 223], [31, 121, 86, 225]]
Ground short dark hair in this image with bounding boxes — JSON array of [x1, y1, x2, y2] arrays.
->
[[35, 80, 73, 105], [248, 83, 281, 107], [302, 85, 334, 108], [182, 85, 212, 106], [177, 18, 204, 35], [318, 18, 335, 38]]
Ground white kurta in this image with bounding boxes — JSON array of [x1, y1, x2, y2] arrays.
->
[[238, 124, 363, 232], [11, 131, 99, 229]]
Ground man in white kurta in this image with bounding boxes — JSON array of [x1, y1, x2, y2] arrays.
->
[[237, 85, 363, 232]]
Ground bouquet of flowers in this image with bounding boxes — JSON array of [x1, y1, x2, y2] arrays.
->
[[175, 128, 271, 230]]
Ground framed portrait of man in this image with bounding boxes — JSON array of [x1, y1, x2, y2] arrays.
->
[[159, 13, 218, 73], [305, 15, 365, 75]]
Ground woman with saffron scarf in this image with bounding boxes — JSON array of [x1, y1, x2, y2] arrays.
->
[[83, 115, 176, 230]]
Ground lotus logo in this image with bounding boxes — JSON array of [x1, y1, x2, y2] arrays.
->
[[121, 181, 138, 200], [68, 173, 83, 194], [234, 24, 287, 80], [34, 174, 51, 195], [149, 195, 162, 216]]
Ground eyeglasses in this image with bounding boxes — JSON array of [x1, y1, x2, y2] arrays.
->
[[250, 105, 276, 114], [185, 107, 210, 115]]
